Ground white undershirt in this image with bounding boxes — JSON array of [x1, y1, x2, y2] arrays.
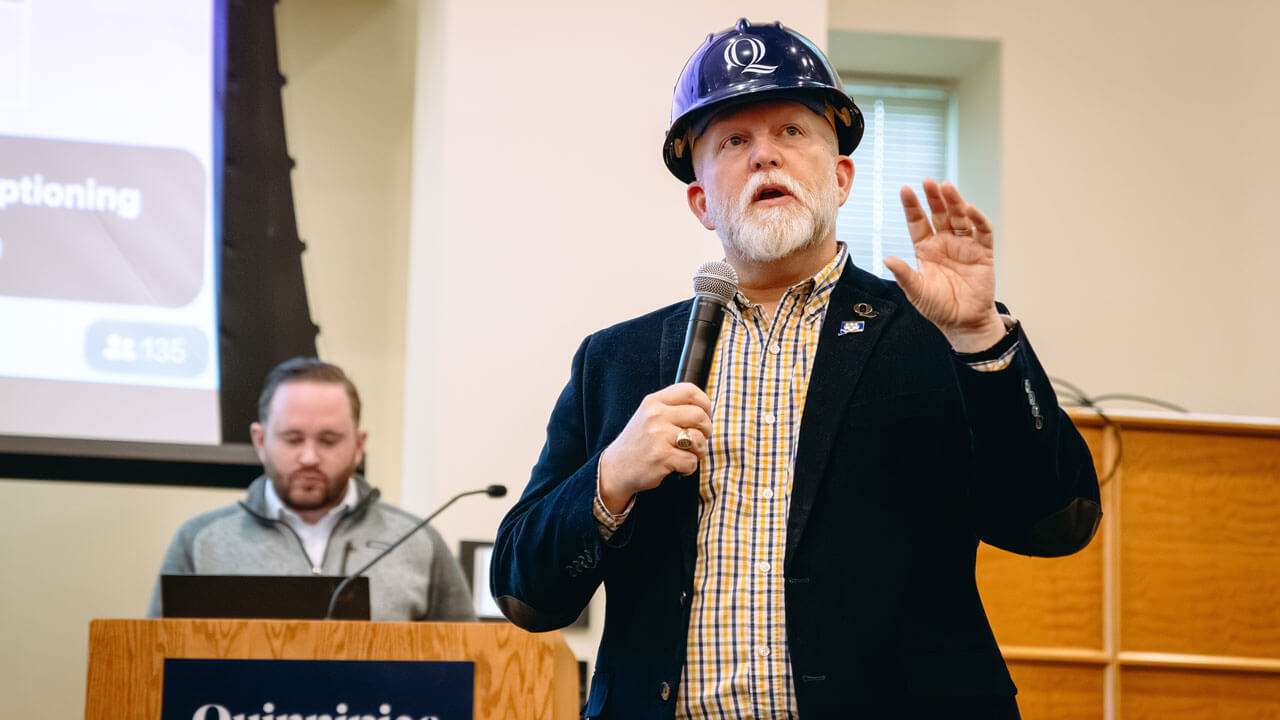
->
[[263, 478, 359, 572]]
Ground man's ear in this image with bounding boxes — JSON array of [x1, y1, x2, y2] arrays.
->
[[249, 421, 267, 464], [354, 429, 368, 468], [687, 182, 715, 230], [835, 156, 855, 206]]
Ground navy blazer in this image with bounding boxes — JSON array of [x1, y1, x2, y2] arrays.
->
[[492, 260, 1101, 719]]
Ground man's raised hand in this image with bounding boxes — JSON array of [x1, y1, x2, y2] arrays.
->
[[885, 179, 1006, 353]]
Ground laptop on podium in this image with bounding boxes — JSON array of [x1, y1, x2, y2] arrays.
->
[[160, 575, 371, 620]]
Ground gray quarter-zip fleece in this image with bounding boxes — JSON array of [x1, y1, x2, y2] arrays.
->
[[146, 475, 476, 622]]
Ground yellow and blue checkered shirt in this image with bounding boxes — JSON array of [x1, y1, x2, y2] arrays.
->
[[675, 244, 848, 719]]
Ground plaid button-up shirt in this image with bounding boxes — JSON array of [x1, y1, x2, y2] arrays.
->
[[675, 244, 849, 719]]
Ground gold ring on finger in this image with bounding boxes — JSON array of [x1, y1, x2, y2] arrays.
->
[[676, 428, 693, 450]]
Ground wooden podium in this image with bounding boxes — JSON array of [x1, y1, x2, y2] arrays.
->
[[85, 619, 579, 720]]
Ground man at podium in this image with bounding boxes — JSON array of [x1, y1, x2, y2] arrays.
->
[[147, 357, 475, 621], [491, 18, 1100, 719]]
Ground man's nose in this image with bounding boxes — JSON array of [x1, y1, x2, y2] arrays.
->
[[299, 441, 319, 465], [751, 136, 783, 171]]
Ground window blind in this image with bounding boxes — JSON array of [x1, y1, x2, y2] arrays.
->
[[836, 83, 952, 279]]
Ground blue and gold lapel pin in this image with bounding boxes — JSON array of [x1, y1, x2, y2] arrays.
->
[[838, 320, 865, 336]]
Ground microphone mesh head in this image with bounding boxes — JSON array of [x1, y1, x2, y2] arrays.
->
[[692, 261, 739, 303]]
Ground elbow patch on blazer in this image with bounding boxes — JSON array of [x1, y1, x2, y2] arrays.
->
[[496, 594, 578, 633], [1028, 497, 1102, 557]]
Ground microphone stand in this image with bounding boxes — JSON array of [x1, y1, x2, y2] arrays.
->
[[324, 485, 504, 620]]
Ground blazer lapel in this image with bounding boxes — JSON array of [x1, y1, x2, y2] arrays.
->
[[786, 262, 898, 561], [661, 304, 701, 583]]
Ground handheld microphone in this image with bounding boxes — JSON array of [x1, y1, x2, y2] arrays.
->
[[675, 261, 739, 389], [324, 483, 508, 619]]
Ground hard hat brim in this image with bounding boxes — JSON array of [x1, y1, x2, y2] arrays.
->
[[663, 86, 863, 184]]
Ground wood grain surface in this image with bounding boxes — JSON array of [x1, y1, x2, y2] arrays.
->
[[85, 619, 577, 720], [977, 423, 1107, 651], [1121, 667, 1280, 720], [1007, 660, 1104, 720], [1120, 429, 1280, 658], [981, 413, 1280, 718], [977, 532, 1105, 650]]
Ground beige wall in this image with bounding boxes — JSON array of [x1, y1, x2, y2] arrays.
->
[[830, 0, 1280, 419], [284, 0, 417, 504], [0, 481, 243, 715], [3, 0, 1279, 715]]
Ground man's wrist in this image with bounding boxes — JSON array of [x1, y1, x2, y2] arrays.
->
[[954, 316, 1020, 372], [596, 449, 636, 517], [944, 313, 1008, 353]]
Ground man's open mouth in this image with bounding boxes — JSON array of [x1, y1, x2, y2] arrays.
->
[[754, 185, 792, 202]]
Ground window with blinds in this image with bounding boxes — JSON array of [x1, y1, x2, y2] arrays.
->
[[836, 82, 953, 280]]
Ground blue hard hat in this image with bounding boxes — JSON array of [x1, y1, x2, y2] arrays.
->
[[663, 19, 864, 183]]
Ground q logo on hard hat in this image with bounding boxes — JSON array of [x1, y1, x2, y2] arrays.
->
[[724, 37, 777, 75]]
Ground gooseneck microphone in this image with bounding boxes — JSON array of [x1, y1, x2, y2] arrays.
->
[[675, 261, 740, 389], [324, 484, 508, 619]]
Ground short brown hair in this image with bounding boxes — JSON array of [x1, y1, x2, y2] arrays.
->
[[257, 357, 361, 425]]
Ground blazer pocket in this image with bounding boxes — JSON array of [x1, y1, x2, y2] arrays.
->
[[844, 389, 945, 429], [583, 670, 611, 718], [902, 647, 1016, 697]]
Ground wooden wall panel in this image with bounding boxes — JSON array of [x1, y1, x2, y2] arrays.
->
[[1121, 667, 1280, 720], [976, 423, 1107, 651], [1119, 430, 1280, 657], [977, 538, 1104, 650], [1006, 661, 1103, 720], [978, 412, 1280, 719]]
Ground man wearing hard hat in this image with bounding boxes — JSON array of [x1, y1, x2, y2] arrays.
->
[[494, 19, 1099, 719]]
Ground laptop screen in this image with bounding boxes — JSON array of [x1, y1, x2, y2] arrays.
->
[[160, 575, 370, 620]]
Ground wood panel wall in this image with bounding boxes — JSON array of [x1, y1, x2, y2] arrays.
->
[[976, 410, 1280, 720]]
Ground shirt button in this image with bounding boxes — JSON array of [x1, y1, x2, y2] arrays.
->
[[769, 343, 781, 354], [764, 413, 776, 425], [660, 681, 671, 701], [758, 561, 771, 573], [761, 488, 774, 500], [758, 646, 771, 657]]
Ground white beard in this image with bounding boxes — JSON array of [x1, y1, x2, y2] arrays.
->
[[704, 165, 841, 263]]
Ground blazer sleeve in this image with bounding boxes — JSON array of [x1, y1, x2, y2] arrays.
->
[[490, 335, 631, 632], [958, 322, 1102, 557]]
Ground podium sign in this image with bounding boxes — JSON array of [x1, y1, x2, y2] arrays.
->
[[161, 659, 473, 720]]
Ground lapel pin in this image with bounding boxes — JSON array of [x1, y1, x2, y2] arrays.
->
[[853, 302, 877, 318], [838, 320, 865, 336]]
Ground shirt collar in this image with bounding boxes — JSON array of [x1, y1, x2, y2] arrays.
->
[[804, 241, 849, 321], [729, 242, 849, 321], [262, 474, 359, 525]]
